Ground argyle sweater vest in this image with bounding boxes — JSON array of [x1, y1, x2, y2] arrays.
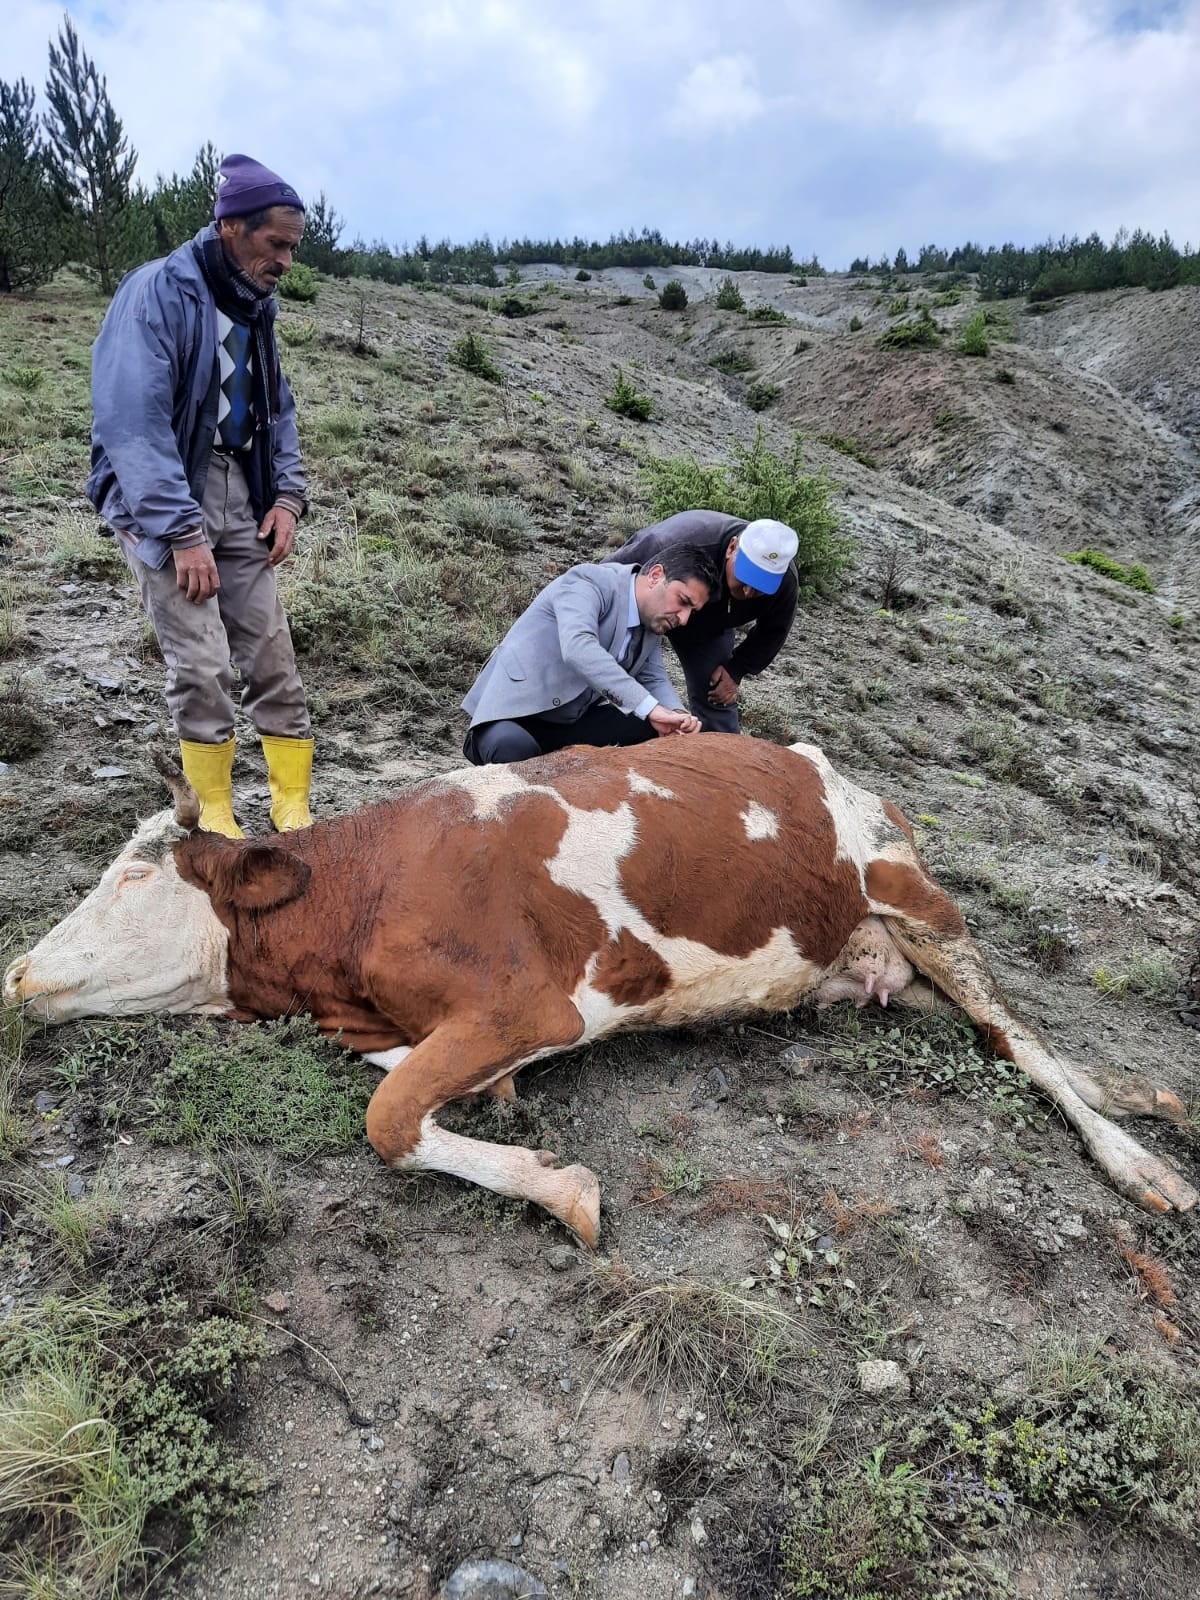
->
[[215, 309, 255, 451]]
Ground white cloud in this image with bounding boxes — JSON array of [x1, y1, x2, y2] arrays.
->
[[665, 54, 768, 136]]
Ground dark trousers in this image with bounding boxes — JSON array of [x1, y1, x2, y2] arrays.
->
[[673, 630, 741, 734], [464, 703, 658, 765]]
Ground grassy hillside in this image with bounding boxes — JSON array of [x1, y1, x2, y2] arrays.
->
[[1, 263, 1198, 1598]]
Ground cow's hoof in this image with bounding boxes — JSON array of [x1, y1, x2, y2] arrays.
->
[[1152, 1088, 1187, 1126], [1130, 1162, 1198, 1215], [553, 1163, 601, 1250]]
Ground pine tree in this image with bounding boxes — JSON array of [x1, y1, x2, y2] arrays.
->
[[43, 15, 137, 292], [296, 189, 347, 276], [0, 77, 64, 292], [150, 141, 221, 253]]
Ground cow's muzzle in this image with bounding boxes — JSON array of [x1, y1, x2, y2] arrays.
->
[[2, 956, 82, 1012]]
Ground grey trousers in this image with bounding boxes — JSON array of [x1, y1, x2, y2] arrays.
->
[[123, 453, 310, 744], [672, 630, 741, 734]]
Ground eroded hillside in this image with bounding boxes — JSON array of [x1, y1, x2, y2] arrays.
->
[[1, 263, 1198, 1600]]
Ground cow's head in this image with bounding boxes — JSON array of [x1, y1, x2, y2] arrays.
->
[[3, 764, 310, 1024]]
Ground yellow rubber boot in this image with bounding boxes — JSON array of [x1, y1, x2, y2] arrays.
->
[[179, 737, 244, 839], [261, 734, 314, 831]]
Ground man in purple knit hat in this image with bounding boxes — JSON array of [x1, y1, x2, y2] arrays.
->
[[88, 154, 315, 837]]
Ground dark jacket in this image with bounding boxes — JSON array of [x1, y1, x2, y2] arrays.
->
[[86, 226, 305, 570], [604, 509, 798, 680]]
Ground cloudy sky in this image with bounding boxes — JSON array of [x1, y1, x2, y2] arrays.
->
[[10, 0, 1199, 266]]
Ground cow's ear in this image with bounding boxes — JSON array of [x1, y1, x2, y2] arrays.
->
[[180, 838, 311, 913]]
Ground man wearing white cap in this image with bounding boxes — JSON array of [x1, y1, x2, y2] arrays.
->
[[603, 511, 799, 732]]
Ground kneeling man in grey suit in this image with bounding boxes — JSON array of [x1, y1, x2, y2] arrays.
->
[[462, 545, 718, 764]]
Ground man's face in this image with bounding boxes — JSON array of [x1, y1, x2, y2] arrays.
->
[[219, 207, 305, 290], [725, 537, 762, 602], [637, 567, 711, 634]]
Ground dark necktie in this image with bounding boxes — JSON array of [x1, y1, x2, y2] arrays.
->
[[620, 625, 643, 669]]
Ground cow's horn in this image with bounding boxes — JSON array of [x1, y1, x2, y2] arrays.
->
[[152, 748, 201, 831]]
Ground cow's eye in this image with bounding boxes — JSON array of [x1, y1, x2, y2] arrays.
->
[[123, 867, 152, 883]]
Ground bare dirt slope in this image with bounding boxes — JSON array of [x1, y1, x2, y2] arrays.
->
[[1, 264, 1199, 1600]]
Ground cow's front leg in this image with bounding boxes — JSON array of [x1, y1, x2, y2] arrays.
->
[[363, 1015, 600, 1247]]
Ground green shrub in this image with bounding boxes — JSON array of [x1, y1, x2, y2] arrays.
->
[[277, 262, 318, 302], [277, 318, 317, 348], [745, 381, 780, 412], [658, 279, 688, 311], [1064, 547, 1154, 592], [640, 426, 849, 595], [848, 315, 863, 332], [2, 365, 45, 392], [878, 310, 940, 350], [495, 294, 531, 317], [604, 367, 654, 421], [437, 491, 532, 550], [818, 433, 877, 469], [449, 330, 503, 383], [748, 304, 788, 323], [0, 1293, 264, 1595], [574, 268, 591, 281], [960, 310, 990, 356], [715, 276, 746, 311], [643, 273, 656, 290], [887, 294, 910, 316], [709, 349, 755, 375]]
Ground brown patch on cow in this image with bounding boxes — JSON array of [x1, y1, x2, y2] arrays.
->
[[882, 798, 916, 846], [534, 744, 636, 813], [618, 739, 867, 963], [865, 858, 966, 936], [592, 927, 672, 1007]]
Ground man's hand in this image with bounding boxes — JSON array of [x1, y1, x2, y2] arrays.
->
[[707, 663, 740, 707], [258, 505, 298, 566], [173, 544, 220, 604], [649, 706, 703, 738]]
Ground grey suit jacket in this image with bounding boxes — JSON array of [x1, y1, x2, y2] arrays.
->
[[462, 562, 684, 728]]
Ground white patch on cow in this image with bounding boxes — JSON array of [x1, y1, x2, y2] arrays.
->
[[439, 763, 534, 820], [547, 800, 639, 937], [790, 741, 894, 884], [363, 1046, 413, 1074], [742, 801, 779, 841], [6, 816, 230, 1023], [628, 771, 675, 800]]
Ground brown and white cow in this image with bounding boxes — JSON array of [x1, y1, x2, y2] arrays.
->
[[4, 737, 1195, 1245]]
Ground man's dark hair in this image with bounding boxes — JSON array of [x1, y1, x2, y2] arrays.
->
[[651, 543, 720, 595], [219, 204, 304, 233]]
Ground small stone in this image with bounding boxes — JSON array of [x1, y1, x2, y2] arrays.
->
[[857, 1359, 910, 1395], [34, 1091, 57, 1113], [365, 1435, 384, 1452], [612, 1452, 631, 1483], [558, 1377, 571, 1393], [690, 1515, 707, 1547], [440, 1558, 549, 1598], [683, 1581, 697, 1598], [262, 1291, 290, 1314], [547, 1245, 576, 1271], [780, 1044, 812, 1073], [67, 1174, 85, 1198], [92, 766, 130, 780]]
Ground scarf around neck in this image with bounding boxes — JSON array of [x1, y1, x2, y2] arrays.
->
[[192, 225, 282, 519]]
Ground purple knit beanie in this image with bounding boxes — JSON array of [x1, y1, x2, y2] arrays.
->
[[214, 154, 304, 219]]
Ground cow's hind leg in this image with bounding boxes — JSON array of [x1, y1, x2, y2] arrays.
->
[[364, 1018, 601, 1247], [874, 891, 1196, 1214]]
